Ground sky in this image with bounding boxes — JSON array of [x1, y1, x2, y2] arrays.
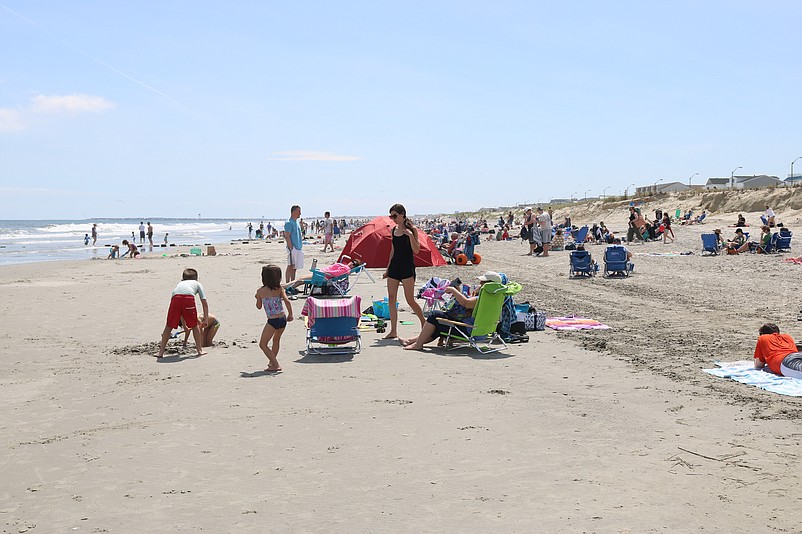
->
[[1, 1, 801, 220]]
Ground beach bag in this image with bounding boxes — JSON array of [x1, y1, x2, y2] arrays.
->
[[520, 226, 530, 241], [516, 303, 545, 331], [525, 311, 546, 331], [510, 321, 527, 335]]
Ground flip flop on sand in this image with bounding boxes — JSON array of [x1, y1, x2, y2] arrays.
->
[[265, 367, 282, 373]]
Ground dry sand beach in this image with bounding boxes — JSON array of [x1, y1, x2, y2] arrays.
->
[[2, 195, 802, 532]]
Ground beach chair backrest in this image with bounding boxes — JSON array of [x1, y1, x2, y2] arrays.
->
[[605, 245, 627, 263], [570, 250, 592, 270], [469, 282, 508, 337], [574, 226, 589, 244], [701, 233, 718, 251], [309, 316, 359, 338], [777, 233, 792, 251]]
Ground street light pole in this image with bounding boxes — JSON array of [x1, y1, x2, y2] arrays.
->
[[730, 166, 742, 188], [653, 178, 663, 195], [584, 189, 591, 199], [688, 172, 699, 186], [625, 183, 635, 197], [792, 157, 802, 179], [602, 186, 610, 199]]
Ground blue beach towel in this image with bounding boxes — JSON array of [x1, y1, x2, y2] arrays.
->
[[703, 361, 802, 397]]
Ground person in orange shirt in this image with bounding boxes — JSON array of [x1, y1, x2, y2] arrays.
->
[[753, 323, 802, 379]]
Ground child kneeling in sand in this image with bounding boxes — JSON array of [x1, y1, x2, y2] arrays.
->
[[256, 265, 294, 373], [156, 268, 210, 358]]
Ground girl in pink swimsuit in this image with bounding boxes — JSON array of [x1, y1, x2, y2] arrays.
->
[[255, 265, 294, 373]]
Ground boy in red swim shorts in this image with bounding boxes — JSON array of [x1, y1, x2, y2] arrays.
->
[[156, 268, 211, 358]]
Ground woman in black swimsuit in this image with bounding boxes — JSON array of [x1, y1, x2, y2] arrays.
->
[[383, 203, 425, 339]]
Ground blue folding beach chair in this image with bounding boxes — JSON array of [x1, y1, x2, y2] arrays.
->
[[754, 232, 780, 254], [573, 225, 589, 246], [776, 230, 792, 252], [303, 296, 362, 355], [603, 245, 634, 277], [569, 250, 598, 278], [701, 233, 721, 256]]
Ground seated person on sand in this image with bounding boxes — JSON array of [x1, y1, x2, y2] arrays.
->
[[284, 258, 363, 294], [725, 229, 749, 254], [399, 271, 501, 351], [107, 245, 120, 259], [551, 229, 565, 251], [713, 228, 725, 247], [753, 323, 802, 379], [749, 225, 773, 253], [736, 214, 747, 227], [180, 313, 220, 348]]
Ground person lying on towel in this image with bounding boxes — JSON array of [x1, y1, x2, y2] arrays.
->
[[284, 258, 362, 294], [753, 323, 802, 379]]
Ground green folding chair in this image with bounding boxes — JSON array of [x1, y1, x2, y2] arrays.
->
[[436, 281, 522, 354]]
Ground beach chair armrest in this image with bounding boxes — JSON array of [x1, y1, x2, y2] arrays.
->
[[436, 318, 473, 329]]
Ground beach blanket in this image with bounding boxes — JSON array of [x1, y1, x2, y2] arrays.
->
[[635, 251, 694, 257], [545, 315, 611, 331], [784, 257, 802, 265], [703, 361, 802, 397]]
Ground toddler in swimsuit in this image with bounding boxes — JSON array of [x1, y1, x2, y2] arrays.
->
[[255, 264, 294, 373]]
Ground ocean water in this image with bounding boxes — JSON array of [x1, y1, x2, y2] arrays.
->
[[0, 218, 285, 266]]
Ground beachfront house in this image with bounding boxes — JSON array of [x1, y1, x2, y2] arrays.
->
[[706, 175, 781, 189], [732, 175, 781, 189], [783, 175, 802, 186], [705, 178, 731, 190], [635, 182, 690, 196]]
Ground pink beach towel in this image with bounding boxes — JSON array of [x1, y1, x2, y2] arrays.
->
[[301, 296, 362, 327], [546, 315, 611, 331]]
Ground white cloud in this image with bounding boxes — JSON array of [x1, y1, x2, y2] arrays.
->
[[30, 94, 115, 114], [0, 93, 115, 132], [267, 150, 363, 162], [0, 108, 24, 132]]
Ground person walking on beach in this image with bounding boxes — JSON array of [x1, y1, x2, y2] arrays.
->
[[383, 203, 425, 339], [91, 223, 98, 246], [147, 222, 154, 246], [536, 207, 552, 257], [523, 207, 537, 255], [156, 268, 210, 358], [247, 222, 253, 239], [139, 222, 146, 244], [256, 265, 293, 373], [661, 213, 674, 244], [321, 211, 335, 252], [283, 205, 304, 283]]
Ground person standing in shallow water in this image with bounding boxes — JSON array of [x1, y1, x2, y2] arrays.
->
[[382, 203, 425, 339]]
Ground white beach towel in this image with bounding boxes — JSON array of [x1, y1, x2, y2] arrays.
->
[[703, 361, 802, 397]]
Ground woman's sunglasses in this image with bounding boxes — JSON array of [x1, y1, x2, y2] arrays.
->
[[389, 213, 399, 219]]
